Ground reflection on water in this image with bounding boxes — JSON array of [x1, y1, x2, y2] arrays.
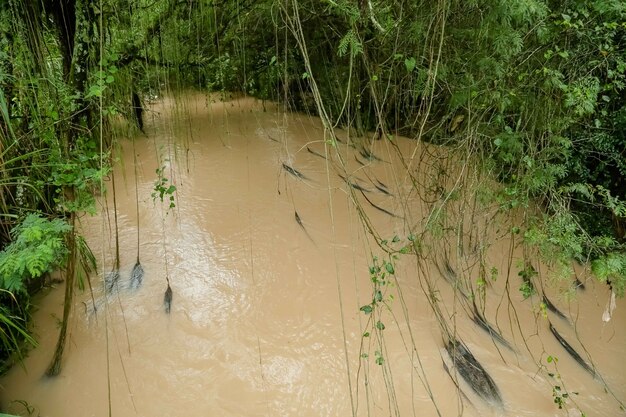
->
[[1, 93, 624, 417]]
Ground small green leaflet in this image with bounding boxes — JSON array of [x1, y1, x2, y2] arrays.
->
[[360, 305, 373, 314]]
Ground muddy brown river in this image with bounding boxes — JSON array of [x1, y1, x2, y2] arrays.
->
[[1, 93, 624, 417]]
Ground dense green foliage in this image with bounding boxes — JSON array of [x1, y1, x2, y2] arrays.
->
[[0, 214, 71, 293], [0, 0, 107, 368], [0, 0, 624, 372], [186, 0, 626, 290]]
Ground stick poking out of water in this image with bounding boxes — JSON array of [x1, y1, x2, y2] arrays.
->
[[471, 304, 514, 351], [130, 137, 145, 290], [295, 210, 315, 244], [282, 163, 308, 180], [338, 174, 370, 193], [295, 210, 304, 228], [548, 321, 595, 376], [573, 277, 585, 290], [363, 171, 393, 196], [542, 295, 568, 322], [358, 189, 401, 219], [307, 147, 326, 160], [359, 147, 387, 163]]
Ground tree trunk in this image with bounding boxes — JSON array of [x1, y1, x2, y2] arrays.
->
[[45, 210, 76, 377]]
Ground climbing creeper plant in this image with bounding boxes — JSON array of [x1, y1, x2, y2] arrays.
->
[[359, 255, 396, 366], [152, 164, 177, 211]]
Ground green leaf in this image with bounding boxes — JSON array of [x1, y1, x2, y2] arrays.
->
[[375, 352, 384, 365], [385, 263, 394, 274], [376, 321, 385, 330], [404, 57, 416, 73], [86, 85, 104, 98], [360, 305, 373, 314]]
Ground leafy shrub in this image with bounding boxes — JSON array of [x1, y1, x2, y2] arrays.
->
[[592, 252, 626, 297], [0, 214, 72, 293], [0, 292, 36, 369]]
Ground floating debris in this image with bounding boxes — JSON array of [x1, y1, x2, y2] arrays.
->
[[129, 261, 144, 290], [444, 338, 503, 406], [441, 357, 476, 410], [602, 290, 617, 322], [105, 270, 121, 294]]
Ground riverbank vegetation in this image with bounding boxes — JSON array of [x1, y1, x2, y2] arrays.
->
[[0, 0, 624, 384]]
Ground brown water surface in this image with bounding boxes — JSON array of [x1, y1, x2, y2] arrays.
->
[[1, 93, 624, 417]]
